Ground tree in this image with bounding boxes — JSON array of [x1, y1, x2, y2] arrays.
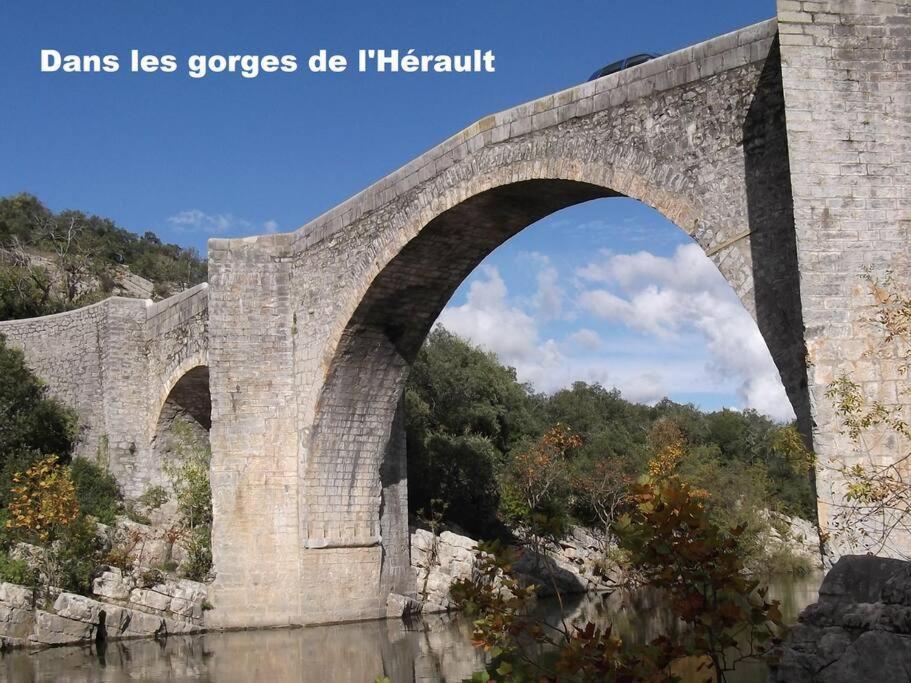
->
[[405, 327, 540, 535], [452, 477, 784, 682], [0, 193, 207, 319], [570, 456, 635, 550], [5, 455, 79, 544], [646, 418, 687, 480], [501, 424, 582, 564], [0, 334, 77, 503]]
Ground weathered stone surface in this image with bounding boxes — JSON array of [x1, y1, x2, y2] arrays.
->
[[129, 588, 172, 613], [129, 579, 208, 623], [386, 593, 421, 619], [412, 528, 477, 613], [509, 526, 618, 596], [412, 525, 613, 613], [53, 593, 105, 624], [777, 0, 911, 561], [0, 583, 34, 640], [117, 608, 167, 638], [92, 567, 134, 602], [769, 556, 911, 682], [0, 583, 32, 610], [0, 577, 207, 649], [0, 285, 209, 498], [31, 611, 95, 645], [762, 512, 824, 571]]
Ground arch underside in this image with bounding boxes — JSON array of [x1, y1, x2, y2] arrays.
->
[[148, 365, 211, 491], [302, 44, 811, 578], [305, 183, 613, 515]]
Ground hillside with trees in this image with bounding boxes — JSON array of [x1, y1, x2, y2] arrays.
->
[[406, 327, 816, 564], [0, 193, 206, 319]]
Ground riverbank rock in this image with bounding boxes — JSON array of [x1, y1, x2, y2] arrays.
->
[[768, 555, 911, 682], [513, 527, 619, 596], [386, 592, 422, 619], [0, 571, 209, 649], [762, 512, 824, 572], [103, 517, 188, 570], [0, 583, 35, 645], [410, 525, 616, 613], [412, 528, 480, 613]]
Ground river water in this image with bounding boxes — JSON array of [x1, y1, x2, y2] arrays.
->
[[0, 573, 821, 682]]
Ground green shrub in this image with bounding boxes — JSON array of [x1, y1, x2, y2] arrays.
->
[[166, 421, 212, 531], [137, 485, 169, 511], [0, 335, 77, 506], [69, 457, 122, 524], [122, 502, 151, 526], [181, 526, 212, 582], [0, 193, 207, 320], [157, 559, 178, 573], [55, 515, 105, 595], [166, 419, 213, 581], [0, 549, 36, 586], [139, 567, 164, 589]]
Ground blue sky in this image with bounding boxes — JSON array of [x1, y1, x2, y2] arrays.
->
[[0, 0, 794, 419]]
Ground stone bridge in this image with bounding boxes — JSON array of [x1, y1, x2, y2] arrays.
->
[[1, 0, 908, 629], [0, 284, 209, 497]]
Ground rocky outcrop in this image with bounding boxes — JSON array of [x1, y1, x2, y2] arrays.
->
[[0, 571, 209, 649], [386, 592, 422, 619], [762, 511, 824, 571], [99, 516, 188, 570], [410, 525, 616, 614], [412, 529, 480, 613], [513, 527, 619, 596], [768, 555, 911, 682]]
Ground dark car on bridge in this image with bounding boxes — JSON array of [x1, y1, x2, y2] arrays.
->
[[587, 53, 661, 81]]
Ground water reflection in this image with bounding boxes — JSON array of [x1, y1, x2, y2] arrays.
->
[[540, 572, 821, 683], [1, 573, 820, 682]]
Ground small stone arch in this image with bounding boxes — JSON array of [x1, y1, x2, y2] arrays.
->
[[146, 363, 211, 493]]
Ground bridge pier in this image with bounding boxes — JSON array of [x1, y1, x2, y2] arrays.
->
[[777, 0, 911, 559]]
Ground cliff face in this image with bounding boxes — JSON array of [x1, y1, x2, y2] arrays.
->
[[769, 555, 911, 682]]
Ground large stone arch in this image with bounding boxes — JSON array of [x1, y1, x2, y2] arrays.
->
[[300, 33, 806, 572], [206, 18, 811, 627], [305, 172, 797, 602]]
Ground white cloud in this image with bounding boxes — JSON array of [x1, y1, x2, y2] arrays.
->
[[167, 209, 253, 234], [438, 268, 700, 401], [436, 267, 564, 390], [576, 244, 794, 421], [533, 263, 564, 319], [263, 219, 279, 233], [568, 328, 603, 350], [436, 242, 794, 422]]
